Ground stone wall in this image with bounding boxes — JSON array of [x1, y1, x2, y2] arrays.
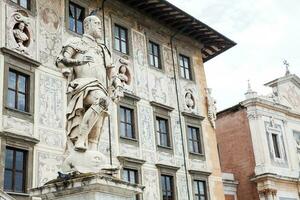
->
[[0, 0, 224, 199]]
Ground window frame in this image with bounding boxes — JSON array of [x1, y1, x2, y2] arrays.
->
[[0, 132, 37, 197], [151, 101, 174, 152], [11, 0, 30, 10], [156, 116, 171, 148], [268, 129, 285, 162], [156, 164, 179, 200], [189, 170, 211, 200], [7, 69, 30, 113], [271, 133, 281, 158], [2, 48, 37, 122], [8, 0, 35, 12], [118, 156, 145, 200], [193, 180, 208, 200], [178, 54, 193, 80], [65, 0, 88, 36], [118, 93, 140, 144], [187, 126, 202, 154], [265, 119, 287, 164], [182, 112, 205, 160], [145, 32, 166, 72], [4, 147, 27, 193], [119, 106, 135, 139], [161, 174, 175, 200], [68, 1, 85, 35], [148, 40, 162, 69], [113, 24, 129, 55]]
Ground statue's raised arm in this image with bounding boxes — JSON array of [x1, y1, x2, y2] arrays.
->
[[56, 15, 124, 173]]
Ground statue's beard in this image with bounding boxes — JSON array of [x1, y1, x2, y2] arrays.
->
[[85, 27, 102, 39], [92, 31, 101, 39]]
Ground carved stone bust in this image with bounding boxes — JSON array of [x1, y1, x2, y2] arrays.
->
[[12, 12, 30, 54], [185, 91, 195, 110]]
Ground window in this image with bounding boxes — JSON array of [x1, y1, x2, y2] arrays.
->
[[179, 54, 192, 80], [4, 147, 27, 193], [11, 0, 30, 10], [148, 41, 161, 69], [119, 156, 145, 200], [151, 101, 174, 150], [122, 168, 140, 200], [188, 126, 202, 154], [69, 1, 85, 34], [7, 69, 29, 112], [123, 168, 138, 183], [114, 24, 128, 54], [156, 117, 170, 147], [194, 180, 207, 200], [118, 93, 140, 143], [189, 171, 210, 200], [272, 134, 281, 158], [157, 164, 179, 200], [120, 106, 135, 139], [161, 175, 174, 200]]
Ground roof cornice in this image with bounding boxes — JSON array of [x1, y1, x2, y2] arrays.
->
[[241, 97, 300, 118], [117, 0, 236, 62], [264, 74, 300, 88]]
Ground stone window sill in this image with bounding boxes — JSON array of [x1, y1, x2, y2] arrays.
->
[[157, 145, 173, 150], [189, 152, 205, 157], [113, 49, 131, 59], [6, 191, 29, 197], [149, 65, 164, 72], [120, 136, 138, 143], [5, 106, 32, 116]]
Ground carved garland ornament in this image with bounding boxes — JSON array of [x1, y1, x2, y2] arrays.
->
[[205, 88, 217, 129]]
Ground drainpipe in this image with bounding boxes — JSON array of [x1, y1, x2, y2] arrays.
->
[[101, 0, 113, 167], [170, 27, 191, 200]]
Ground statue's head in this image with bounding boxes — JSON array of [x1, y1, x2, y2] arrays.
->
[[18, 22, 25, 31], [186, 92, 192, 98], [83, 15, 102, 39], [119, 65, 127, 74]]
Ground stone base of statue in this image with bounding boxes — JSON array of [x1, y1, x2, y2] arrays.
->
[[62, 149, 108, 173], [30, 173, 143, 200]]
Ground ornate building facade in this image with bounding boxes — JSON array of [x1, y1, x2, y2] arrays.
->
[[217, 70, 300, 200], [0, 0, 235, 199]]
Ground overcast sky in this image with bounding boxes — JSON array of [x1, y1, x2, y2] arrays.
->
[[168, 0, 300, 111]]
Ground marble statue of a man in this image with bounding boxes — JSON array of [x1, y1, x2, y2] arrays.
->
[[56, 15, 123, 173]]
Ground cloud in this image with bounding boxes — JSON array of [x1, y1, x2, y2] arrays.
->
[[169, 0, 300, 110]]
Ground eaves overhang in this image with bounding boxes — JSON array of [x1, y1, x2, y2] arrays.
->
[[118, 0, 236, 62]]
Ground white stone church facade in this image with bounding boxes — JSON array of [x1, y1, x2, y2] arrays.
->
[[0, 0, 235, 199], [248, 72, 300, 200], [217, 70, 300, 200]]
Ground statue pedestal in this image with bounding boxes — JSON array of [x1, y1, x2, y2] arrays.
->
[[30, 173, 143, 200]]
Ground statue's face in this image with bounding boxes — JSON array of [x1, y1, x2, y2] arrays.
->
[[88, 17, 102, 39], [120, 66, 127, 74], [19, 22, 25, 31]]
